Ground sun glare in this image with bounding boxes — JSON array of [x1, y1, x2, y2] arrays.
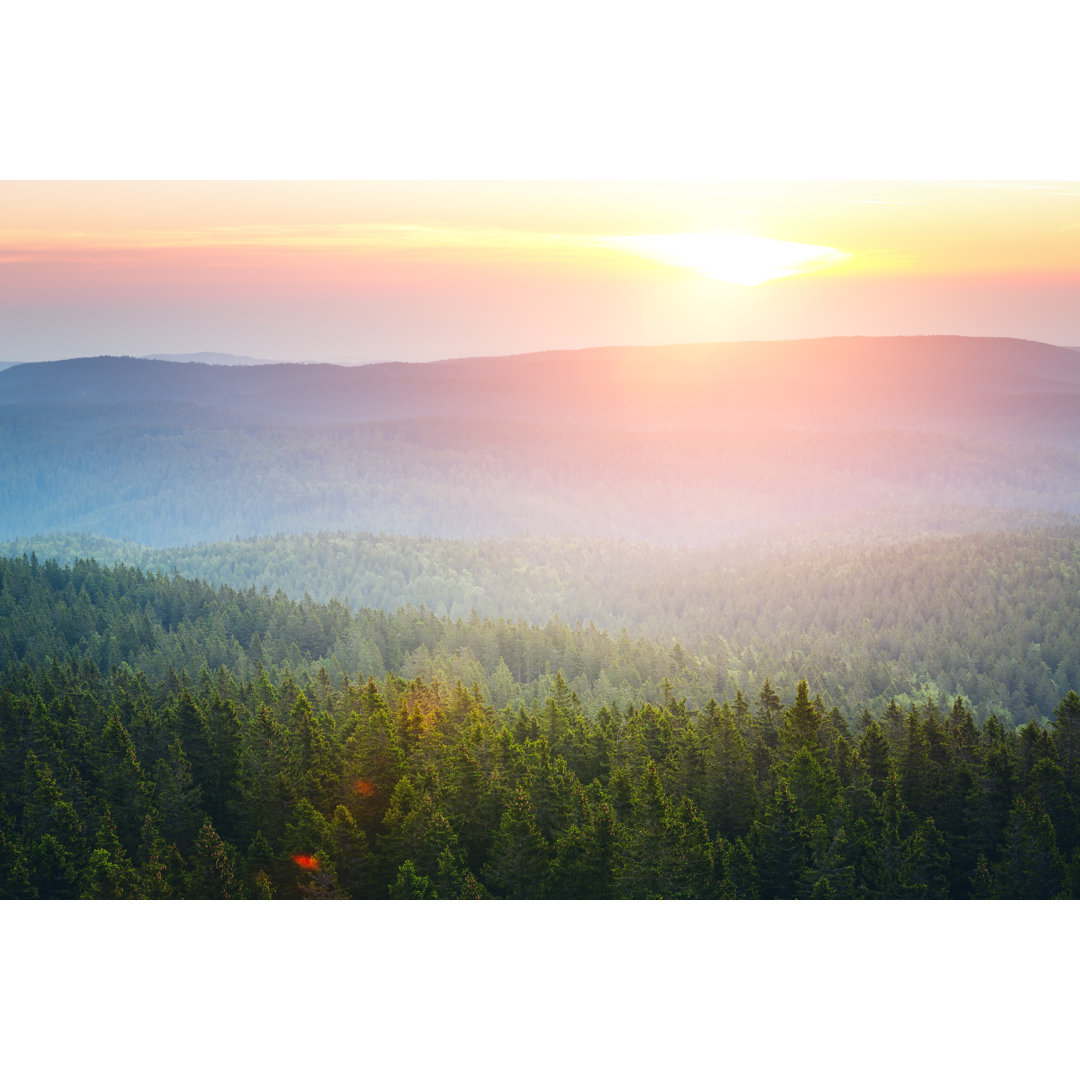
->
[[594, 232, 850, 287]]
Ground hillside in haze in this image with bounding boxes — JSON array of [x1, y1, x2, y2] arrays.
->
[[141, 352, 273, 366], [2, 336, 1079, 546], [8, 522, 1080, 724], [5, 336, 1080, 442]]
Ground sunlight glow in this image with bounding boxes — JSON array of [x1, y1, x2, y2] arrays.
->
[[593, 233, 851, 287]]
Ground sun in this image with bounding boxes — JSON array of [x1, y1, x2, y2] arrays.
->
[[594, 232, 850, 287]]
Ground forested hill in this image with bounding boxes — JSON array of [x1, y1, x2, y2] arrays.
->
[[3, 337, 1080, 546], [3, 554, 1080, 900], [7, 524, 1080, 724], [3, 336, 1080, 444]]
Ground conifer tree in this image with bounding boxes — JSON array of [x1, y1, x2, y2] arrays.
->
[[904, 818, 951, 899], [482, 785, 549, 899], [80, 809, 139, 900], [389, 859, 438, 899], [752, 778, 809, 900], [289, 691, 335, 810], [190, 817, 244, 899], [1052, 690, 1080, 791], [784, 747, 841, 829], [1025, 758, 1077, 855], [781, 679, 822, 755], [992, 796, 1064, 899], [756, 679, 782, 733], [665, 795, 714, 899], [613, 759, 677, 898], [799, 816, 855, 899], [328, 805, 374, 899], [543, 785, 617, 900], [152, 738, 204, 853], [858, 721, 892, 797], [898, 711, 932, 820]]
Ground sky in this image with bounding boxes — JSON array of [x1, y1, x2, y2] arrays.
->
[[4, 2, 1080, 364], [3, 179, 1080, 363]]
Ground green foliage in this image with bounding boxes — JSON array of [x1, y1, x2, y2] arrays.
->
[[1, 554, 1079, 899], [8, 521, 1080, 725], [389, 860, 438, 899]]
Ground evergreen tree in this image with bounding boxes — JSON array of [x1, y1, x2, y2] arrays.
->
[[781, 679, 822, 755], [189, 817, 244, 899], [992, 796, 1064, 899], [700, 703, 757, 839], [80, 809, 139, 900], [904, 818, 951, 899], [1052, 690, 1080, 792], [752, 778, 809, 900], [389, 859, 438, 899], [482, 786, 550, 899], [328, 804, 374, 899], [858, 721, 892, 797], [756, 679, 782, 734]]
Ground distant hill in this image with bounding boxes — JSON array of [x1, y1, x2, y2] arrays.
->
[[140, 351, 274, 365], [4, 336, 1080, 446], [2, 336, 1079, 546]]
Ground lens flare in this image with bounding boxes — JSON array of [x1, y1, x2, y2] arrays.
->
[[353, 779, 377, 797], [292, 853, 321, 870]]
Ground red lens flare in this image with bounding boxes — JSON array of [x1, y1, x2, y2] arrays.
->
[[292, 853, 321, 870], [353, 779, 377, 797]]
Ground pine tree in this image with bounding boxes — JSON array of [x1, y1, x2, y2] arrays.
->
[[898, 711, 932, 820], [783, 747, 841, 829], [389, 859, 438, 899], [543, 786, 617, 900], [95, 715, 151, 854], [289, 691, 335, 809], [992, 796, 1065, 899], [799, 816, 855, 899], [189, 817, 244, 899], [80, 809, 139, 900], [482, 785, 550, 899], [781, 679, 822, 755], [28, 834, 80, 900], [904, 818, 951, 899], [328, 804, 374, 899], [665, 795, 714, 899], [700, 705, 757, 839], [152, 738, 204, 854], [1052, 690, 1080, 792], [882, 698, 905, 744], [865, 775, 922, 899], [859, 721, 892, 797], [756, 679, 782, 733], [752, 778, 809, 900]]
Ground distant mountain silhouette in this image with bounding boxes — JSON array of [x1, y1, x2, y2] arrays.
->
[[3, 336, 1079, 546], [140, 351, 273, 365], [4, 336, 1078, 447]]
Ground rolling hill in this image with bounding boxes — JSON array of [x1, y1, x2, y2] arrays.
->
[[2, 336, 1078, 546]]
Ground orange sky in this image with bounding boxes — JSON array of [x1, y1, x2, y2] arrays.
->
[[2, 181, 1079, 362]]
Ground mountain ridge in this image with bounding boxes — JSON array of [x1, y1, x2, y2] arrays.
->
[[3, 335, 1078, 446], [3, 334, 1079, 547]]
